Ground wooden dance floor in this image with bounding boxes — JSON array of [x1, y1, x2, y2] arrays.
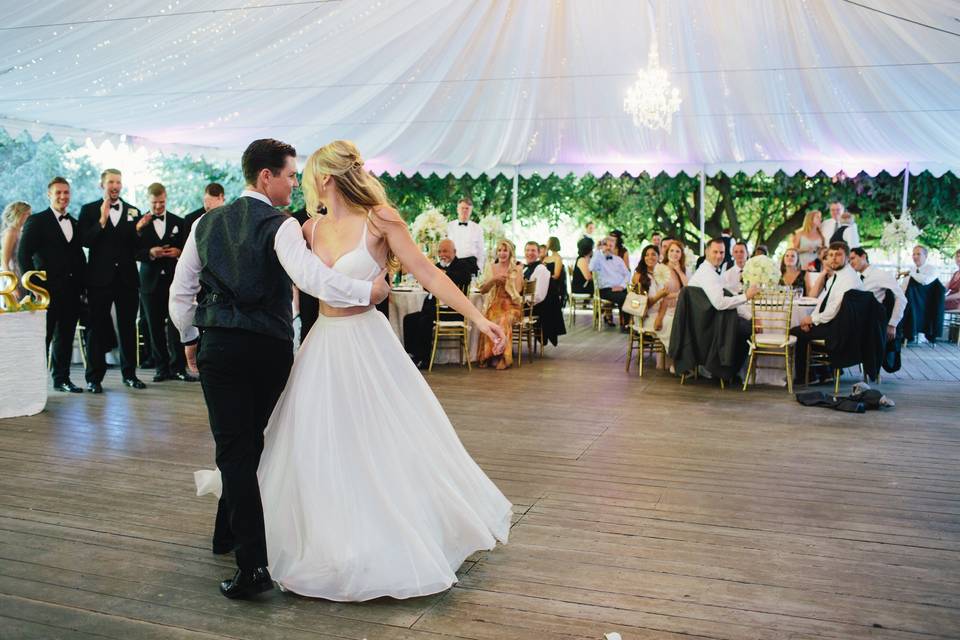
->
[[2, 319, 959, 639]]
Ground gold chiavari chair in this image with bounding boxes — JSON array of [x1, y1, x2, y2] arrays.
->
[[567, 264, 592, 327], [512, 280, 538, 367], [592, 282, 614, 331], [428, 299, 471, 371], [805, 339, 842, 395], [743, 287, 797, 393]]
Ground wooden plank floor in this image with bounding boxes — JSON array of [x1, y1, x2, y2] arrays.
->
[[2, 315, 959, 639]]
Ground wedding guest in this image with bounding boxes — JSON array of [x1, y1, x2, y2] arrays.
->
[[946, 249, 960, 311], [135, 182, 195, 383], [821, 201, 861, 248], [477, 239, 523, 369], [528, 238, 566, 347], [790, 241, 864, 381], [721, 241, 748, 293], [403, 238, 476, 368], [543, 235, 568, 310], [793, 209, 826, 270], [183, 182, 225, 239], [1, 201, 30, 293], [719, 228, 735, 269], [651, 240, 686, 367], [580, 221, 596, 243], [537, 243, 547, 261], [849, 247, 906, 340], [590, 236, 631, 330], [780, 248, 806, 294], [610, 229, 630, 271], [445, 197, 485, 272], [78, 168, 147, 393], [16, 178, 86, 393], [650, 232, 663, 252], [752, 244, 769, 257], [902, 245, 940, 287], [631, 244, 660, 293], [572, 236, 594, 295]]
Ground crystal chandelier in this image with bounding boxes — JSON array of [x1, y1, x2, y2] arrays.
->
[[623, 14, 681, 132]]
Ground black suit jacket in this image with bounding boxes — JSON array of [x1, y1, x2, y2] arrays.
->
[[668, 286, 742, 380], [182, 207, 205, 240], [421, 256, 476, 313], [823, 289, 886, 380], [78, 198, 142, 289], [136, 212, 186, 294], [17, 208, 86, 296]]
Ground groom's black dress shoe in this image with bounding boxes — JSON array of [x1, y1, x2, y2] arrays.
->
[[220, 567, 273, 599], [86, 382, 103, 394], [54, 381, 83, 393], [123, 377, 147, 389]]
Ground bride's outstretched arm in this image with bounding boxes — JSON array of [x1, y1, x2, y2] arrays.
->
[[372, 207, 506, 353]]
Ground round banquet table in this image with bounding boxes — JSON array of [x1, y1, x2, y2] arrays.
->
[[0, 311, 48, 418], [388, 288, 484, 365], [749, 297, 818, 386]]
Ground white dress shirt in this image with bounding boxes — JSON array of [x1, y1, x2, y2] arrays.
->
[[905, 261, 940, 286], [688, 261, 747, 310], [51, 208, 73, 242], [108, 200, 122, 226], [810, 264, 863, 325], [170, 191, 373, 343], [821, 218, 861, 249], [445, 219, 485, 272], [589, 251, 630, 289], [152, 212, 167, 239], [860, 264, 906, 328], [526, 262, 550, 304], [720, 263, 743, 293]]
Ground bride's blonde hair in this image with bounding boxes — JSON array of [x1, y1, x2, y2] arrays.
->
[[302, 140, 400, 270]]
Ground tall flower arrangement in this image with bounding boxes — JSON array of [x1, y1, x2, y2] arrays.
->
[[741, 255, 780, 287], [880, 210, 921, 271], [410, 208, 447, 247]]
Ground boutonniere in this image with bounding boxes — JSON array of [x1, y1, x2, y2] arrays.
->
[[172, 225, 178, 233], [127, 207, 140, 222]]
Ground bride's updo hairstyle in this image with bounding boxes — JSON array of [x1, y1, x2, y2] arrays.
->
[[302, 140, 389, 217]]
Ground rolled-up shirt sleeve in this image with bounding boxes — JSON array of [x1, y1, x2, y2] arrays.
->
[[274, 218, 372, 307], [169, 230, 202, 344]]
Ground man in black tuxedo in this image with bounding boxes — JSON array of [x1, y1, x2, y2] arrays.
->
[[403, 238, 477, 368], [17, 177, 86, 393], [77, 168, 147, 393], [135, 182, 195, 382], [183, 182, 226, 240]]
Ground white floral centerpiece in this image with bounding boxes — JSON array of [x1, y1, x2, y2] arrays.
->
[[880, 210, 921, 271], [410, 208, 447, 247], [741, 254, 780, 287], [652, 263, 671, 286]]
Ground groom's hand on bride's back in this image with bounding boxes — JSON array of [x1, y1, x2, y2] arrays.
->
[[371, 269, 391, 305]]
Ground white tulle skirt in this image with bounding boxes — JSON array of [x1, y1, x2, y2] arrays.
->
[[254, 308, 511, 601]]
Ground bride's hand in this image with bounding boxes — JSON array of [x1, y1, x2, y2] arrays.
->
[[477, 318, 507, 355]]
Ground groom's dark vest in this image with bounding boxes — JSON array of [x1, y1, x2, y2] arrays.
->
[[193, 196, 294, 341]]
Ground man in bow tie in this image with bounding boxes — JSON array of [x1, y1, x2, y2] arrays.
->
[[445, 197, 485, 272], [78, 168, 147, 392], [135, 182, 194, 383], [17, 177, 87, 393], [589, 236, 631, 330]]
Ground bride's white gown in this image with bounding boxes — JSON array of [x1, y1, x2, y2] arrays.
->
[[218, 222, 510, 601]]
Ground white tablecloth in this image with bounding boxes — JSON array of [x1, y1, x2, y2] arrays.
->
[[751, 299, 817, 386], [0, 311, 48, 418], [388, 289, 483, 364]]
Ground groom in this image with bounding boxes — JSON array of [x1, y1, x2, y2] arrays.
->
[[170, 139, 391, 599]]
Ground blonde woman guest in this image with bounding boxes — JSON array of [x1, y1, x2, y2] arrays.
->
[[476, 238, 524, 369], [1, 201, 30, 289], [792, 210, 825, 270], [780, 247, 806, 295]]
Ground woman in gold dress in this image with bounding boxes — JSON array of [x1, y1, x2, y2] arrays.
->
[[476, 239, 523, 369]]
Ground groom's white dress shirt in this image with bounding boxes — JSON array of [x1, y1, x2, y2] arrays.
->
[[169, 190, 373, 343], [688, 261, 748, 310]]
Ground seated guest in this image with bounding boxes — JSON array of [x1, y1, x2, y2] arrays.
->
[[589, 236, 631, 331], [947, 248, 960, 311], [721, 241, 749, 293], [477, 239, 523, 369], [402, 239, 476, 368], [540, 236, 567, 346], [651, 241, 686, 370], [901, 244, 946, 343], [523, 240, 564, 346], [849, 247, 906, 341], [790, 241, 863, 381], [779, 248, 806, 295], [572, 237, 594, 294]]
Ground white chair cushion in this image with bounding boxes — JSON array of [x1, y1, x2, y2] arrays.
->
[[753, 333, 797, 348]]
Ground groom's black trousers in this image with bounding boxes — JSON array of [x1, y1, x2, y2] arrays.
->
[[198, 328, 293, 571]]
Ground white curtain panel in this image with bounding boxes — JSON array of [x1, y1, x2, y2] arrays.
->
[[1, 0, 958, 176]]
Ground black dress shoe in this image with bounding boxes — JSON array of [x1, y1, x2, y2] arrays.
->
[[220, 567, 273, 599], [123, 377, 147, 389], [153, 372, 172, 382], [173, 371, 199, 382], [86, 382, 103, 394], [54, 381, 84, 393]]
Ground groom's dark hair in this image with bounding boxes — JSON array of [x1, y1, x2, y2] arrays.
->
[[242, 139, 297, 185]]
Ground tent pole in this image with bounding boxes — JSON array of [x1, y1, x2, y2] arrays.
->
[[900, 162, 910, 216], [698, 167, 706, 253], [511, 167, 519, 239]]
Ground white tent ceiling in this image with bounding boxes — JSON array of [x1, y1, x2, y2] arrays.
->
[[1, 0, 959, 177]]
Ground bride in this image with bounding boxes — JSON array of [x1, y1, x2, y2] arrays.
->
[[247, 140, 511, 601]]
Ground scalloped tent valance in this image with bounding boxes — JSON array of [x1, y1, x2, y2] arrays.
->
[[2, 1, 958, 178]]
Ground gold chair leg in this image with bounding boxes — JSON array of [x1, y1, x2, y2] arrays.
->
[[834, 369, 840, 395], [638, 332, 644, 378], [464, 332, 471, 371], [785, 348, 793, 394], [742, 353, 753, 391]]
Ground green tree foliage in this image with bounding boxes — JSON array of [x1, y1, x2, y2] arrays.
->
[[0, 130, 101, 213], [146, 154, 245, 214]]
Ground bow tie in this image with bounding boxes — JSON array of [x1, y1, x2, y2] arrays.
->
[[715, 267, 722, 275], [154, 215, 164, 221], [458, 222, 468, 226], [58, 214, 69, 221], [605, 255, 613, 261]]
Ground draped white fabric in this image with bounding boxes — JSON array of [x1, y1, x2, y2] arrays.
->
[[1, 0, 958, 176]]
